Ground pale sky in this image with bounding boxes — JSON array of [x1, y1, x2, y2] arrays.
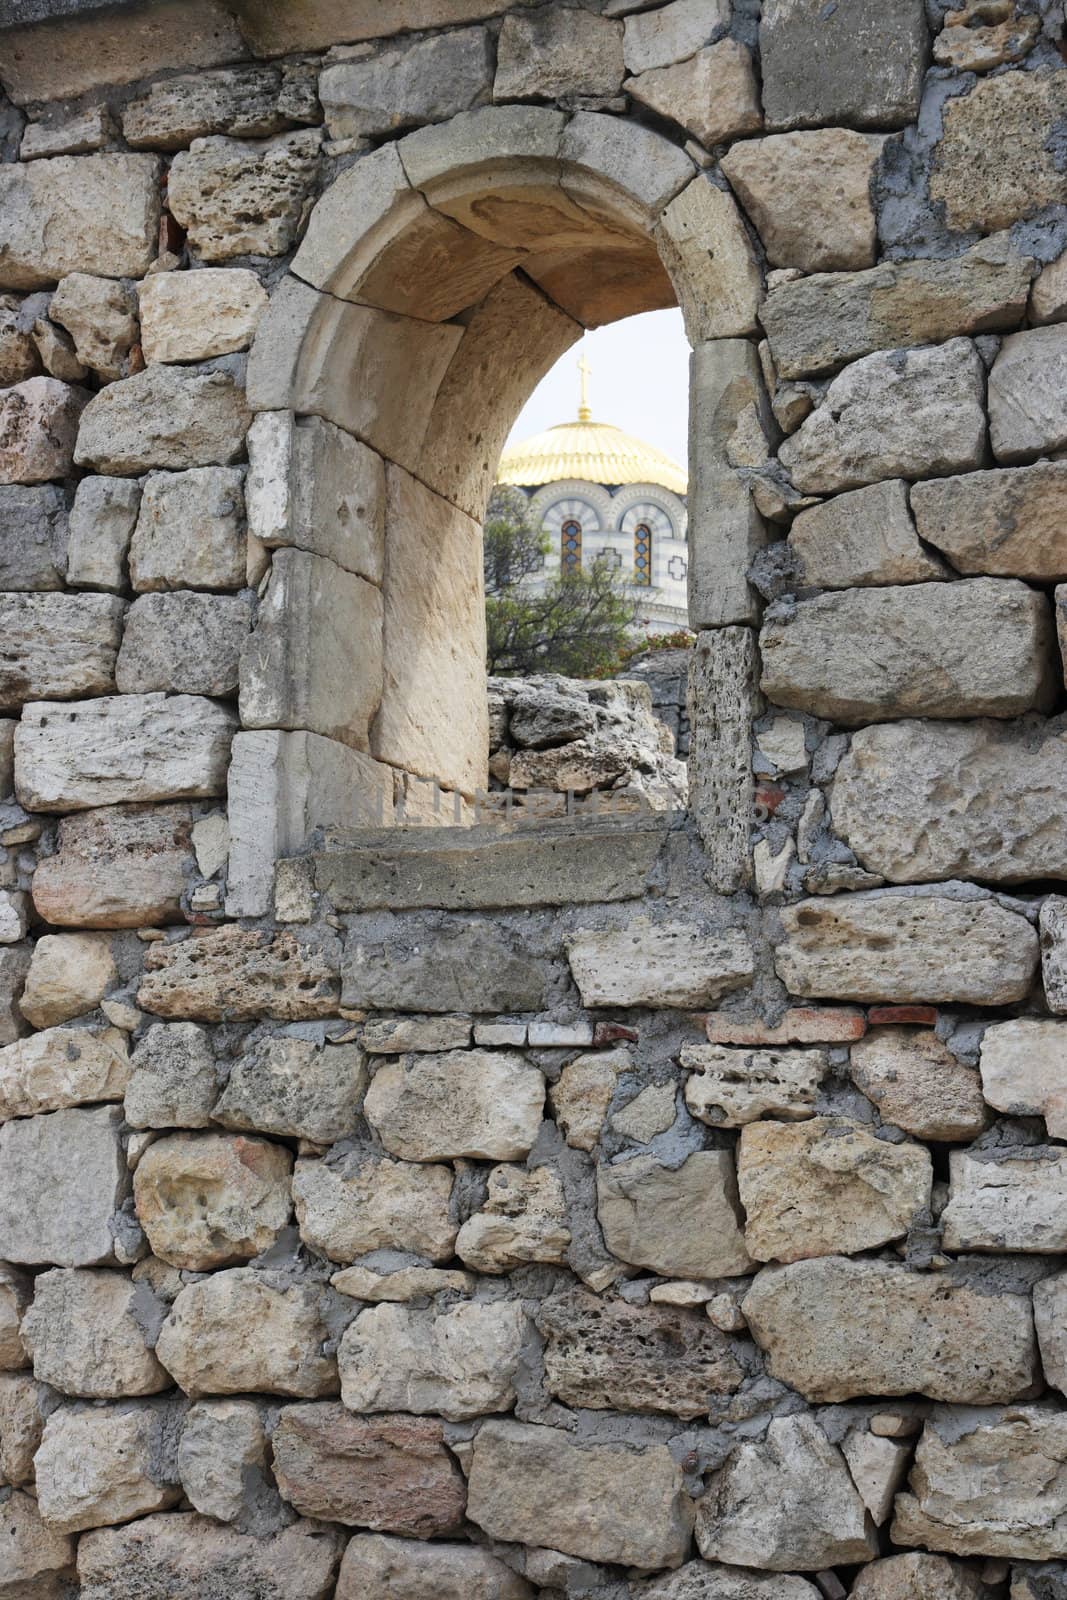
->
[[505, 307, 691, 472]]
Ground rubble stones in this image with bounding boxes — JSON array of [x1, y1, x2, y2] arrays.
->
[[495, 8, 624, 100], [50, 273, 138, 382], [0, 297, 41, 387], [117, 592, 252, 696], [942, 1148, 1067, 1253], [638, 1568, 822, 1600], [0, 1024, 129, 1119], [21, 1267, 169, 1397], [722, 130, 882, 273], [548, 1049, 621, 1151], [75, 1514, 343, 1600], [342, 920, 545, 1014], [930, 69, 1067, 233], [1, 1489, 75, 1595], [0, 1263, 30, 1369], [597, 1152, 753, 1278], [681, 1043, 828, 1127], [850, 1554, 985, 1598], [566, 923, 754, 1007], [176, 1399, 270, 1524], [129, 467, 246, 591], [912, 462, 1067, 581], [74, 365, 251, 475], [137, 926, 340, 1022], [214, 1034, 365, 1145], [139, 269, 268, 364], [759, 0, 928, 130], [0, 1371, 45, 1482], [622, 0, 730, 74], [850, 1028, 989, 1141], [364, 1049, 545, 1162], [0, 153, 160, 289], [168, 131, 322, 261], [338, 1300, 527, 1421], [628, 41, 762, 152], [988, 326, 1067, 463], [35, 1403, 180, 1533], [293, 1150, 457, 1262], [122, 64, 317, 150], [0, 375, 89, 484], [1034, 1270, 1067, 1393], [133, 1132, 293, 1270]]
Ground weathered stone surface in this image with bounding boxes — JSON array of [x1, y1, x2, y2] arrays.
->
[[134, 1132, 293, 1271], [76, 1511, 343, 1600], [761, 579, 1055, 723], [655, 175, 761, 342], [1042, 897, 1067, 1018], [125, 1021, 218, 1130], [832, 718, 1067, 884], [622, 0, 730, 72], [0, 592, 122, 710], [745, 1256, 1037, 1403], [456, 1163, 570, 1272], [788, 480, 946, 589], [931, 69, 1067, 233], [0, 1489, 75, 1596], [629, 40, 762, 152], [0, 1262, 30, 1370], [0, 946, 31, 1047], [681, 1043, 828, 1127], [0, 295, 41, 387], [467, 1419, 692, 1569], [0, 1023, 127, 1120], [21, 1267, 168, 1397], [566, 923, 753, 1008], [1035, 1269, 1067, 1393], [548, 1049, 623, 1151], [117, 592, 252, 697], [323, 28, 491, 139], [214, 1034, 365, 1145], [75, 366, 250, 476], [850, 1553, 985, 1598], [722, 129, 882, 274], [977, 1019, 1067, 1138], [35, 1403, 180, 1534], [988, 325, 1067, 463], [336, 1534, 532, 1600], [293, 1149, 456, 1262], [891, 1406, 1067, 1557], [0, 375, 89, 484], [272, 1405, 465, 1535], [495, 6, 623, 99], [0, 1371, 44, 1482], [0, 484, 68, 590], [738, 1116, 931, 1262], [363, 1015, 471, 1053], [759, 0, 928, 129], [1031, 247, 1067, 325], [364, 1049, 544, 1161], [169, 131, 321, 262], [331, 1264, 474, 1302], [32, 803, 194, 928], [913, 461, 1067, 580], [50, 273, 137, 382], [177, 1399, 271, 1525], [156, 1268, 338, 1398], [597, 1152, 752, 1278], [697, 1414, 877, 1569], [339, 1300, 526, 1422], [138, 926, 340, 1022], [775, 893, 1039, 1005], [66, 476, 140, 592], [780, 340, 986, 494], [129, 466, 245, 591], [20, 932, 116, 1028], [139, 268, 267, 364], [942, 1147, 1067, 1253], [537, 1287, 742, 1417], [851, 1027, 989, 1141], [638, 1568, 822, 1600], [0, 153, 159, 289], [123, 62, 314, 149], [688, 628, 757, 892]]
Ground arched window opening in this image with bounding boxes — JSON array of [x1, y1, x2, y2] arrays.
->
[[561, 518, 583, 573], [633, 522, 652, 586]]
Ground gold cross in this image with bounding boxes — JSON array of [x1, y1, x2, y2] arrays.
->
[[577, 351, 592, 421]]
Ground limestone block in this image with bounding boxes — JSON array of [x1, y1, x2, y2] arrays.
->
[[537, 1287, 742, 1416], [566, 922, 754, 1007], [628, 40, 762, 152], [1035, 1269, 1067, 1393], [1042, 896, 1067, 1015], [0, 946, 31, 1047], [21, 1267, 168, 1398], [0, 1263, 30, 1371], [977, 1019, 1067, 1140], [35, 1402, 180, 1534], [688, 344, 769, 627], [0, 295, 41, 386], [364, 1049, 544, 1162], [655, 176, 760, 343], [832, 718, 1067, 884], [342, 918, 545, 1014], [0, 375, 89, 485], [21, 933, 116, 1028], [622, 0, 730, 72], [138, 268, 267, 365], [272, 1405, 465, 1534], [0, 1489, 75, 1597], [681, 1043, 828, 1127], [363, 1015, 472, 1052], [33, 802, 194, 931], [455, 1163, 570, 1272], [912, 461, 1067, 580], [495, 7, 623, 99], [850, 1555, 985, 1599], [597, 1151, 752, 1278], [0, 592, 122, 712], [891, 1406, 1067, 1558], [156, 1268, 338, 1398], [559, 110, 694, 223], [169, 131, 322, 262], [74, 365, 251, 476], [0, 484, 68, 590], [850, 1027, 988, 1141], [66, 477, 140, 592], [759, 0, 928, 129], [931, 70, 1067, 233], [50, 273, 138, 383], [122, 63, 315, 150], [0, 153, 160, 290], [246, 412, 385, 581], [788, 480, 946, 589], [777, 892, 1038, 1005], [761, 579, 1055, 723], [0, 1371, 45, 1482], [125, 1022, 218, 1130], [339, 1300, 525, 1421], [323, 28, 491, 140], [214, 1033, 365, 1146], [548, 1049, 622, 1151], [133, 1132, 292, 1271], [128, 466, 245, 592], [988, 325, 1067, 463], [336, 1535, 532, 1600], [842, 1431, 914, 1526], [293, 1149, 456, 1262], [467, 1418, 692, 1569], [0, 1024, 127, 1121], [688, 627, 757, 892], [780, 339, 986, 494], [722, 129, 883, 273], [942, 1146, 1067, 1252], [1031, 248, 1067, 325], [137, 925, 340, 1023], [638, 1568, 821, 1600], [117, 592, 252, 697], [76, 1512, 341, 1600], [177, 1400, 270, 1525], [239, 547, 383, 750]]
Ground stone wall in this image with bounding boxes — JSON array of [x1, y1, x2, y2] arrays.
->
[[2, 0, 1067, 1597]]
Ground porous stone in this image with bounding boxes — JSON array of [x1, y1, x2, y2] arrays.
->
[[0, 295, 41, 386], [75, 1513, 342, 1600], [0, 1263, 30, 1370], [0, 484, 68, 590], [122, 62, 314, 148], [688, 628, 757, 889], [50, 273, 138, 382], [339, 1300, 526, 1421], [177, 1399, 270, 1525], [0, 1371, 45, 1482], [566, 922, 754, 1008], [272, 1405, 465, 1535], [0, 592, 123, 710], [293, 1150, 457, 1262], [788, 480, 946, 589], [495, 7, 624, 100], [722, 130, 882, 273], [364, 1049, 544, 1162], [0, 375, 89, 484], [21, 932, 116, 1027], [133, 1132, 293, 1271], [35, 1403, 180, 1534], [779, 340, 987, 494], [744, 1256, 1037, 1403], [0, 1023, 128, 1120], [322, 28, 491, 139], [342, 915, 547, 1014], [32, 803, 195, 928], [139, 269, 268, 364], [696, 1414, 878, 1569], [681, 1043, 828, 1127], [455, 1163, 571, 1272], [129, 467, 245, 591], [168, 130, 321, 262], [331, 1265, 474, 1301], [74, 366, 251, 475], [467, 1419, 692, 1569], [775, 893, 1038, 1005], [629, 41, 762, 152], [117, 592, 252, 697], [155, 1268, 338, 1398], [1042, 898, 1067, 1019], [759, 0, 928, 129], [138, 926, 340, 1022], [850, 1027, 989, 1141], [0, 1489, 75, 1597], [930, 69, 1067, 233], [125, 1022, 218, 1130], [935, 8, 1040, 71], [21, 1267, 169, 1397], [655, 175, 761, 342], [66, 476, 140, 591], [548, 1048, 622, 1150], [942, 1147, 1067, 1253], [214, 1034, 365, 1145], [988, 325, 1067, 463], [597, 1151, 753, 1278], [832, 718, 1067, 884], [335, 1535, 533, 1600], [912, 462, 1067, 580], [760, 580, 1055, 723], [0, 153, 160, 289]]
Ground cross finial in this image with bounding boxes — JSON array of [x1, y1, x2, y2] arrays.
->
[[577, 351, 592, 422]]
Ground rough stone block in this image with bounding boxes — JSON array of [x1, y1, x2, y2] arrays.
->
[[341, 917, 545, 1014], [597, 1150, 752, 1278], [169, 131, 321, 262], [0, 153, 160, 289], [0, 1370, 45, 1482], [76, 1512, 342, 1600], [688, 342, 769, 627], [624, 0, 730, 73], [335, 1535, 532, 1600], [1035, 1269, 1067, 1394], [566, 922, 754, 1007], [912, 461, 1067, 580], [176, 1399, 273, 1526], [0, 375, 89, 484], [323, 27, 491, 139], [66, 476, 140, 592], [214, 1033, 365, 1145], [75, 365, 251, 476], [21, 1266, 169, 1398], [21, 932, 117, 1028], [681, 1043, 828, 1128], [0, 1023, 128, 1121], [338, 1300, 526, 1421], [122, 63, 313, 150], [0, 295, 39, 387], [0, 945, 31, 1047], [687, 627, 757, 892], [789, 479, 946, 589], [942, 1146, 1067, 1252], [640, 1569, 821, 1600], [655, 176, 761, 342], [850, 1027, 988, 1141], [988, 325, 1067, 463], [138, 268, 267, 364], [1042, 896, 1067, 1015], [0, 1262, 30, 1371], [35, 1403, 179, 1533], [293, 1150, 456, 1262], [19, 105, 115, 159], [0, 592, 123, 711], [137, 925, 340, 1023], [722, 129, 883, 273], [364, 1049, 545, 1162], [627, 39, 761, 152], [979, 1018, 1067, 1137], [455, 1163, 570, 1272], [129, 466, 246, 592], [0, 1489, 75, 1596], [33, 802, 194, 929], [0, 484, 68, 590], [50, 272, 137, 382], [124, 1021, 218, 1130], [1031, 247, 1067, 326], [133, 1132, 293, 1271], [931, 69, 1067, 233], [117, 592, 253, 697], [495, 7, 623, 99], [0, 1104, 127, 1266], [759, 0, 928, 130]]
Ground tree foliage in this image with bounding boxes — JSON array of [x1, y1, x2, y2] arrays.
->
[[483, 488, 639, 677]]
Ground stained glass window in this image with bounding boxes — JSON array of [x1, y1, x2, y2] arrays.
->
[[633, 522, 652, 586], [561, 518, 582, 573]]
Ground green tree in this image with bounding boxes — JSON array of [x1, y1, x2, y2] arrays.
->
[[483, 488, 639, 676]]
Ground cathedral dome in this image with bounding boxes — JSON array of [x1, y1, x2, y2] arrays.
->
[[497, 416, 687, 496]]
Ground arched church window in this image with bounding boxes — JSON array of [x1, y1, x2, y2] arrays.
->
[[561, 518, 582, 573], [618, 500, 673, 587], [633, 522, 652, 585]]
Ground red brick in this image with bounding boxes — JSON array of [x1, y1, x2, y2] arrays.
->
[[593, 1021, 639, 1046], [705, 1006, 867, 1046], [867, 1005, 939, 1026], [754, 784, 787, 818]]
